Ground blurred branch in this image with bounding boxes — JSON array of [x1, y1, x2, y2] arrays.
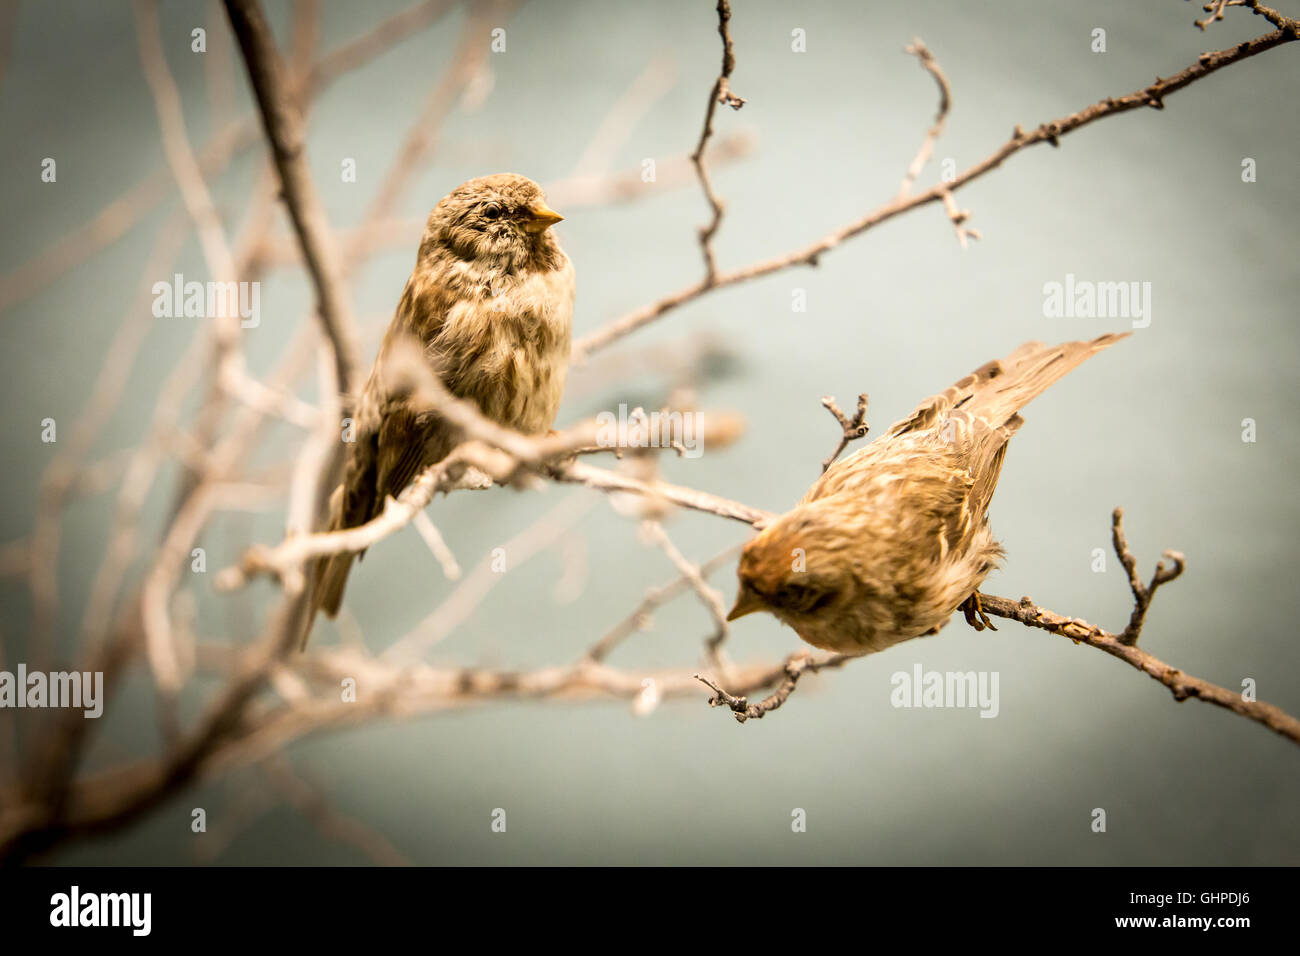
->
[[583, 543, 741, 665], [0, 0, 458, 315], [259, 756, 413, 866], [642, 520, 732, 671], [0, 650, 803, 861], [386, 493, 592, 662], [571, 55, 678, 177], [224, 0, 361, 397], [896, 38, 950, 199], [358, 0, 504, 232], [258, 131, 756, 270]]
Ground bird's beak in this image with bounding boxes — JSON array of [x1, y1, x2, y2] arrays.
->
[[522, 202, 564, 233], [726, 587, 765, 622]]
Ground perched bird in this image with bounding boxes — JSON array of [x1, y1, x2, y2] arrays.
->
[[726, 333, 1128, 654], [307, 174, 574, 639]]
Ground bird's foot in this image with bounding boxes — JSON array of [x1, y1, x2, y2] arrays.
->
[[961, 591, 998, 632]]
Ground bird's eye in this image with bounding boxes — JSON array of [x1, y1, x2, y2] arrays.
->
[[483, 204, 503, 220]]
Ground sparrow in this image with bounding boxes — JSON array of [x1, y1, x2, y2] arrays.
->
[[307, 174, 574, 639], [726, 333, 1129, 654]]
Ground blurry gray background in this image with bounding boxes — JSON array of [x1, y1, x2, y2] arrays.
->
[[1, 0, 1297, 864]]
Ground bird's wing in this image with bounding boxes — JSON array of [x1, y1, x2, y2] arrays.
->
[[809, 334, 1129, 517], [879, 337, 1051, 441], [374, 406, 459, 507], [338, 268, 463, 528], [953, 333, 1129, 516], [337, 374, 383, 534], [956, 333, 1128, 437]]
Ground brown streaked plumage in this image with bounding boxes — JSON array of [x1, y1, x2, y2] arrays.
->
[[306, 174, 574, 642], [727, 333, 1129, 654]]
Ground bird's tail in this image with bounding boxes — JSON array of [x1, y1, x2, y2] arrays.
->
[[889, 332, 1130, 439], [877, 333, 1129, 516], [301, 485, 356, 650], [961, 332, 1130, 430]]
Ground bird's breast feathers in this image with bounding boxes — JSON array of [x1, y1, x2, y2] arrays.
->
[[432, 253, 575, 433]]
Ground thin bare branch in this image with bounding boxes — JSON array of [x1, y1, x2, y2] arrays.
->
[[897, 38, 951, 199], [642, 520, 731, 669], [571, 9, 1300, 361], [980, 593, 1298, 745], [584, 544, 741, 664], [696, 652, 854, 723], [1111, 507, 1186, 645], [690, 0, 746, 282], [820, 393, 869, 472]]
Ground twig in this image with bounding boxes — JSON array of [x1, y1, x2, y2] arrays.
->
[[1194, 0, 1239, 30], [217, 353, 607, 591], [897, 38, 951, 199], [386, 493, 593, 661], [819, 393, 869, 472], [641, 521, 731, 669], [1110, 507, 1186, 645], [695, 653, 853, 723], [690, 0, 746, 282], [551, 459, 774, 528], [938, 188, 981, 248], [583, 544, 741, 664], [411, 510, 462, 583]]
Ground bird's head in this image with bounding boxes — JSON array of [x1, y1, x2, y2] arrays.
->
[[727, 500, 861, 632], [424, 173, 564, 269]]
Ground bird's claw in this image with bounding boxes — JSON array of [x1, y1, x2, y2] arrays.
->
[[961, 591, 997, 632]]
